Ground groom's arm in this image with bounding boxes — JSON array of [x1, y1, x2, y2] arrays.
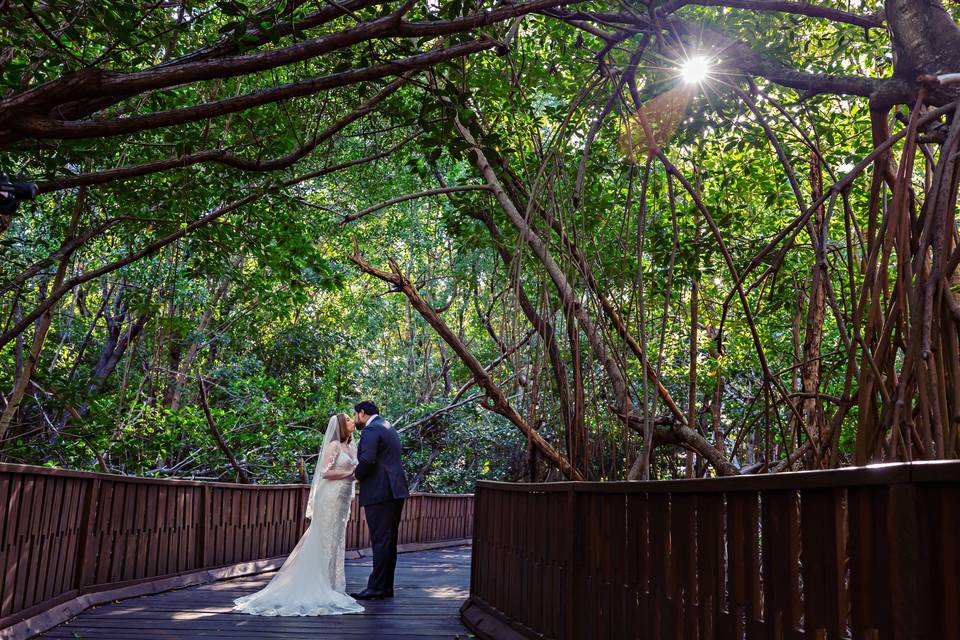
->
[[355, 428, 379, 481]]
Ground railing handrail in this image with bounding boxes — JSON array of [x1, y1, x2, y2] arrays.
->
[[0, 462, 305, 489], [0, 463, 475, 496], [475, 459, 960, 493]]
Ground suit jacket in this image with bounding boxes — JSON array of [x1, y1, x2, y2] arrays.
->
[[355, 416, 410, 507]]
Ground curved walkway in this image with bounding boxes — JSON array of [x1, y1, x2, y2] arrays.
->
[[40, 547, 472, 639]]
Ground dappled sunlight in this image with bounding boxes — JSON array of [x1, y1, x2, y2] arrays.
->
[[171, 609, 231, 621], [421, 585, 469, 600]]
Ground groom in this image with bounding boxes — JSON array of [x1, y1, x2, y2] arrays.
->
[[350, 400, 409, 600]]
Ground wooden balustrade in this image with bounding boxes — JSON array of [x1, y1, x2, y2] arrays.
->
[[461, 462, 960, 640], [0, 463, 472, 633]]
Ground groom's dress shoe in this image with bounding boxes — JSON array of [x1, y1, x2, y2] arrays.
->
[[384, 589, 394, 598], [351, 589, 387, 600]]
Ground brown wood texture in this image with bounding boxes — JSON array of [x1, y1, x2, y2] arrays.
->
[[41, 547, 472, 640], [464, 461, 960, 640], [0, 464, 473, 632]]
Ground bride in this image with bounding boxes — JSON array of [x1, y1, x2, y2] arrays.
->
[[233, 413, 364, 616]]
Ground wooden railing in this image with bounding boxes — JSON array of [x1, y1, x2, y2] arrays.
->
[[461, 462, 960, 640], [0, 463, 472, 632]]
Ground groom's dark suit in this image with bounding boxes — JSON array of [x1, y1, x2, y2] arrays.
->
[[355, 416, 409, 595]]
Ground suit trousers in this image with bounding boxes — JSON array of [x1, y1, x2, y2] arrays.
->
[[363, 498, 405, 592]]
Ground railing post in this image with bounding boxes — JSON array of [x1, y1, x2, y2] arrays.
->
[[887, 481, 931, 637], [415, 495, 423, 544], [197, 485, 210, 568], [296, 485, 306, 536], [565, 485, 577, 640], [468, 490, 478, 597], [73, 478, 100, 590]]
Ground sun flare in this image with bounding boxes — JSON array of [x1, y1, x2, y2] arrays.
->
[[680, 56, 710, 84]]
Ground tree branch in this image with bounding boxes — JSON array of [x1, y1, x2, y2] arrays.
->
[[40, 0, 383, 124], [2, 39, 496, 142], [37, 75, 412, 193], [659, 0, 884, 29], [669, 16, 909, 100], [197, 374, 251, 484], [557, 9, 911, 102], [0, 0, 581, 129], [340, 185, 491, 224], [625, 411, 740, 476], [396, 391, 485, 433]]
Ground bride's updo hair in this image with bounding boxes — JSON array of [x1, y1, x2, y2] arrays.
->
[[336, 413, 352, 443]]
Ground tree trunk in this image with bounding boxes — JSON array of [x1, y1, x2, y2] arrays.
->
[[886, 0, 960, 92], [801, 152, 828, 462], [0, 189, 84, 442], [686, 231, 701, 478], [197, 375, 250, 484], [71, 298, 152, 423], [168, 276, 231, 411]]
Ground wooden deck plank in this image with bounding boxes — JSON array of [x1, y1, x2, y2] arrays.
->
[[41, 547, 472, 639]]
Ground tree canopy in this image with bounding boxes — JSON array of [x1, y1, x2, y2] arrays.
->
[[2, 0, 959, 487]]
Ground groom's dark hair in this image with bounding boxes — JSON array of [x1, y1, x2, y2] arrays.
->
[[354, 400, 379, 415]]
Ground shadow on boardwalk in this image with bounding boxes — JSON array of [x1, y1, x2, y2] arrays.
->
[[41, 547, 473, 639]]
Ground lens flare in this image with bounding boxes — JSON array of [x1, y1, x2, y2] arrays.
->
[[680, 56, 710, 84]]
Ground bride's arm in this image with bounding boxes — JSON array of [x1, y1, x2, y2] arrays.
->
[[320, 442, 354, 480]]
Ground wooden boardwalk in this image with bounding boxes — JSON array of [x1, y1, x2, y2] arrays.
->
[[40, 547, 473, 639]]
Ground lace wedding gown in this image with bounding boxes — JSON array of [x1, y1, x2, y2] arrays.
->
[[233, 441, 364, 616]]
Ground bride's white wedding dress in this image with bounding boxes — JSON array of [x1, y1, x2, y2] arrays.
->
[[233, 420, 363, 617]]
